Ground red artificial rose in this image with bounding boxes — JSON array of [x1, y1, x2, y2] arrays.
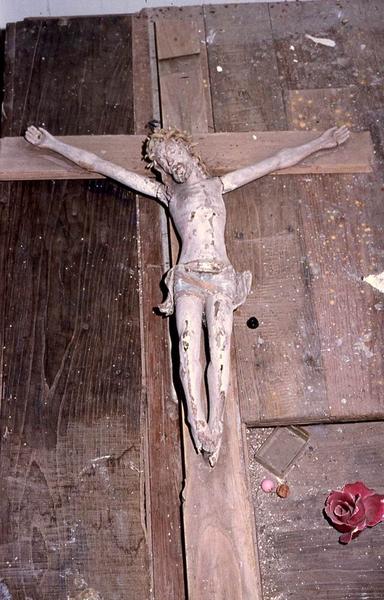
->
[[324, 481, 384, 544]]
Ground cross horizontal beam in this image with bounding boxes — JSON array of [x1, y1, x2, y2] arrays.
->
[[0, 131, 373, 182]]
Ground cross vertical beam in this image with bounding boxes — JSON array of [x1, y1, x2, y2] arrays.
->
[[155, 13, 262, 599]]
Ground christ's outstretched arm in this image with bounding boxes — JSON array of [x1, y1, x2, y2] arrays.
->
[[25, 126, 166, 202], [220, 126, 350, 193]]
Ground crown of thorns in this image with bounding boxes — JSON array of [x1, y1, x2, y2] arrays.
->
[[143, 127, 207, 173]]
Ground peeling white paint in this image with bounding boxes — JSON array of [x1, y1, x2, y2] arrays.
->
[[364, 271, 384, 294], [305, 33, 336, 47]]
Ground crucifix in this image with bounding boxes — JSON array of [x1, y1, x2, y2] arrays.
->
[[23, 122, 350, 466], [0, 14, 374, 600]]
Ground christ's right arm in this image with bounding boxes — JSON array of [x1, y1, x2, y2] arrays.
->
[[25, 126, 166, 203]]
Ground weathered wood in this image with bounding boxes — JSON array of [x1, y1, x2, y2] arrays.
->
[[184, 372, 262, 599], [206, 2, 383, 428], [229, 174, 327, 426], [248, 422, 384, 600], [0, 130, 374, 181], [156, 19, 201, 60], [287, 87, 362, 131], [0, 16, 150, 599], [270, 0, 384, 91], [154, 9, 213, 134], [132, 13, 186, 599], [155, 11, 262, 599], [205, 3, 286, 133]]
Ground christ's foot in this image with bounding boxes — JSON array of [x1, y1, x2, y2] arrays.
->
[[199, 424, 223, 467]]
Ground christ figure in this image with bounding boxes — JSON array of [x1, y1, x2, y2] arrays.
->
[[25, 124, 349, 466]]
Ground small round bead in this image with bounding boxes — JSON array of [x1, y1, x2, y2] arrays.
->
[[261, 479, 275, 493]]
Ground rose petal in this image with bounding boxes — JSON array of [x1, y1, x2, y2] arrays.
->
[[328, 489, 355, 504], [326, 491, 354, 512], [325, 493, 362, 526], [343, 481, 376, 501], [363, 494, 384, 527], [339, 528, 363, 544], [334, 503, 351, 518], [346, 498, 366, 527], [329, 520, 355, 534]]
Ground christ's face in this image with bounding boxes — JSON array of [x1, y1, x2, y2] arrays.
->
[[153, 140, 193, 183]]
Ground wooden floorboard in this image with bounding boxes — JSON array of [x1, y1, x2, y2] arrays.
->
[[205, 3, 286, 132], [241, 1, 384, 598], [0, 16, 150, 600]]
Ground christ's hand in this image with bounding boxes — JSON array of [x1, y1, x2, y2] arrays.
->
[[25, 126, 55, 149], [318, 125, 350, 150]]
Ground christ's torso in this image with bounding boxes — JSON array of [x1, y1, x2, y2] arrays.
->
[[168, 177, 230, 267]]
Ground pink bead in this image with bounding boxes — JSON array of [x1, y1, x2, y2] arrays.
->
[[261, 478, 275, 493]]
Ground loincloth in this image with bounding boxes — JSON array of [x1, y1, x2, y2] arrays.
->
[[158, 260, 252, 316]]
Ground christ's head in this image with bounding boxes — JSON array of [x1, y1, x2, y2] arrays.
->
[[144, 127, 207, 184]]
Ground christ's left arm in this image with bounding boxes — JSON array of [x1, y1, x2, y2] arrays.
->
[[220, 126, 350, 193]]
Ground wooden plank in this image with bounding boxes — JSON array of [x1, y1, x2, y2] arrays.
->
[[204, 3, 286, 132], [0, 130, 374, 181], [184, 371, 262, 599], [232, 172, 384, 427], [284, 86, 384, 425], [195, 130, 373, 174], [156, 19, 201, 60], [2, 16, 135, 137], [228, 174, 327, 427], [154, 9, 262, 599], [158, 70, 210, 134], [248, 422, 384, 599], [287, 87, 362, 131], [155, 11, 213, 134], [132, 12, 186, 599], [269, 0, 371, 90], [0, 16, 150, 599]]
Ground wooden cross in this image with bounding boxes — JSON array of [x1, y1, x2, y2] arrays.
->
[[0, 16, 374, 600]]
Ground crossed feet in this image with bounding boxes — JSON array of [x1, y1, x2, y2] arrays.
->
[[190, 420, 223, 467]]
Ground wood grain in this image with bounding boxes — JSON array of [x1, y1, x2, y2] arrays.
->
[[206, 1, 383, 427], [156, 19, 201, 60], [228, 174, 327, 426], [285, 82, 384, 425], [0, 130, 373, 181], [269, 0, 371, 90], [155, 9, 213, 134], [0, 16, 150, 600], [204, 3, 286, 132]]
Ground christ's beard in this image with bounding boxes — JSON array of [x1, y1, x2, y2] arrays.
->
[[173, 165, 188, 183]]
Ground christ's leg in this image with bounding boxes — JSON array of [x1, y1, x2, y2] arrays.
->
[[205, 295, 234, 466], [175, 294, 207, 452]]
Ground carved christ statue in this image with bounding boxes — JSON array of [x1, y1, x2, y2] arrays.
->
[[25, 124, 350, 466]]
